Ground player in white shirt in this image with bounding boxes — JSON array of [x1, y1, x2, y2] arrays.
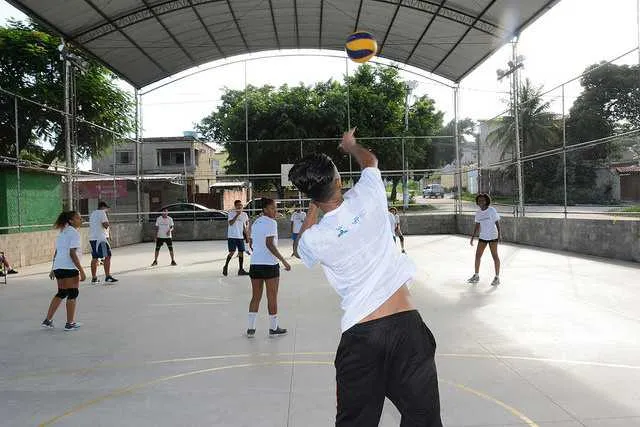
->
[[41, 211, 86, 331], [388, 206, 406, 253], [151, 208, 177, 266], [468, 193, 501, 286], [289, 129, 442, 426], [245, 198, 291, 338], [89, 201, 118, 284], [223, 200, 250, 276], [290, 205, 306, 255]]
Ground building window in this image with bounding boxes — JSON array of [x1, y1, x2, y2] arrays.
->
[[116, 151, 133, 164], [158, 149, 191, 166]]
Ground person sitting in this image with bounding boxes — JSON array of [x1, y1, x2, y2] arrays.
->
[[0, 251, 18, 276]]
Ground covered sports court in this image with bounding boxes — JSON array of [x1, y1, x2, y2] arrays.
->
[[1, 238, 639, 426]]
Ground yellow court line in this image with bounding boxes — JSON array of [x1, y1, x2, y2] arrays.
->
[[39, 360, 539, 426]]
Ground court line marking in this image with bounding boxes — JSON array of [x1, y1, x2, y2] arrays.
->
[[6, 351, 640, 383], [149, 302, 229, 306], [39, 360, 538, 427], [158, 289, 231, 302]]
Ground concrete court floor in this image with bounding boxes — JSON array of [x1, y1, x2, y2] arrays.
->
[[0, 236, 639, 427]]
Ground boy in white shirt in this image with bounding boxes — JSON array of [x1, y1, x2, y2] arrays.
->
[[468, 193, 501, 286], [89, 201, 118, 284], [223, 200, 250, 276], [151, 208, 177, 266], [289, 129, 442, 426], [388, 206, 406, 253], [290, 204, 306, 255]]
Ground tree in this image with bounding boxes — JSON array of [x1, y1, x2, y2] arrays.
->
[[197, 64, 444, 200], [436, 118, 477, 167], [0, 21, 135, 164]]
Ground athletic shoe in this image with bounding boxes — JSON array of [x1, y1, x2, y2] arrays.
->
[[401, 250, 406, 254], [238, 269, 249, 276], [269, 327, 288, 338], [104, 276, 118, 284], [491, 277, 500, 287], [222, 265, 228, 276], [90, 277, 100, 285], [467, 274, 479, 284], [7, 269, 18, 274], [41, 319, 54, 329], [246, 329, 256, 338], [64, 322, 82, 331], [151, 260, 157, 266], [170, 261, 177, 266]]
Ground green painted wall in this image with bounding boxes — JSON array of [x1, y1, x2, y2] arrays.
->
[[0, 169, 62, 234]]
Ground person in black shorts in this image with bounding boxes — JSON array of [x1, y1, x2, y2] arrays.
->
[[246, 198, 291, 338], [223, 200, 250, 276], [468, 193, 501, 286], [41, 211, 86, 331], [151, 208, 177, 266]]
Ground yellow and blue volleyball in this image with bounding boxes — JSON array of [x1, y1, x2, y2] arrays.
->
[[345, 31, 378, 63]]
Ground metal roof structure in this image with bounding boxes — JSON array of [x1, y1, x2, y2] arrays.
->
[[7, 0, 559, 88]]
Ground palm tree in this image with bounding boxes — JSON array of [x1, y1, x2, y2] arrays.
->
[[488, 78, 560, 160]]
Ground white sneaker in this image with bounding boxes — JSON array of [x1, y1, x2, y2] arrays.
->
[[64, 322, 82, 331], [491, 277, 500, 286], [467, 274, 479, 284]]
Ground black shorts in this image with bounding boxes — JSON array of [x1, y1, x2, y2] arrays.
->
[[479, 238, 498, 244], [155, 238, 173, 250], [227, 238, 246, 253], [335, 310, 442, 426], [53, 269, 79, 279], [249, 264, 280, 280]]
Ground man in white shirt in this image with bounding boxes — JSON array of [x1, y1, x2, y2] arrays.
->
[[223, 200, 250, 276], [246, 198, 291, 338], [151, 208, 177, 266], [290, 205, 306, 255], [289, 129, 442, 426], [89, 201, 118, 284], [388, 206, 406, 253], [468, 193, 501, 286]]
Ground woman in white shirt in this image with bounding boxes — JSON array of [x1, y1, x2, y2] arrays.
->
[[246, 198, 291, 338], [41, 211, 87, 331], [468, 193, 501, 286]]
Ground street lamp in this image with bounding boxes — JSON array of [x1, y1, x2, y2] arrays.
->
[[402, 80, 418, 210], [497, 43, 525, 216]]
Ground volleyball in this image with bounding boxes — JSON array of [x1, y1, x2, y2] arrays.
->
[[345, 31, 378, 63]]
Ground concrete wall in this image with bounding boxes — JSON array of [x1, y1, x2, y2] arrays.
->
[[0, 223, 143, 268], [456, 214, 640, 263]]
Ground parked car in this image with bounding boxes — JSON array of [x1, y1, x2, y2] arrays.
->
[[423, 184, 445, 198], [150, 203, 227, 222]]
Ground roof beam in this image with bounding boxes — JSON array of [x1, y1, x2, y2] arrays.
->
[[141, 0, 195, 64], [81, 0, 168, 74], [354, 0, 364, 32], [378, 0, 402, 55], [404, 0, 446, 64], [187, 0, 226, 57], [318, 0, 324, 49], [268, 0, 281, 49], [225, 0, 250, 51], [294, 0, 300, 48], [431, 0, 498, 74]]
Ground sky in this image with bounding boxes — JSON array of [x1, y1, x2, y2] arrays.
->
[[1, 0, 639, 140]]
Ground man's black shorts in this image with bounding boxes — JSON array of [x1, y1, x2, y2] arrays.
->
[[249, 264, 279, 280], [155, 238, 173, 250], [53, 269, 79, 279], [335, 310, 442, 426], [227, 238, 246, 253]]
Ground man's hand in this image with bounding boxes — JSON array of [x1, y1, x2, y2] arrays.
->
[[79, 270, 87, 282], [339, 127, 357, 152], [282, 260, 291, 271], [49, 270, 55, 280], [470, 237, 474, 247], [249, 237, 254, 251]]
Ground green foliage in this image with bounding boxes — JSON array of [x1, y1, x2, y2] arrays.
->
[[0, 20, 135, 163], [197, 64, 444, 197]]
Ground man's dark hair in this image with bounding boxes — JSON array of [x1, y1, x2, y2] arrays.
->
[[98, 201, 109, 209], [475, 193, 491, 206], [288, 153, 337, 202], [234, 199, 242, 205], [261, 198, 275, 212]]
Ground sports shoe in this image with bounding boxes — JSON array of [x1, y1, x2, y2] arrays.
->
[[401, 250, 406, 254], [246, 329, 256, 338], [90, 277, 100, 285], [7, 269, 18, 274], [41, 319, 54, 329], [269, 327, 287, 338], [170, 261, 177, 266], [104, 276, 118, 284], [238, 269, 249, 276], [467, 274, 480, 284], [222, 265, 228, 276], [151, 260, 157, 266], [491, 277, 500, 287], [64, 322, 81, 331]]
